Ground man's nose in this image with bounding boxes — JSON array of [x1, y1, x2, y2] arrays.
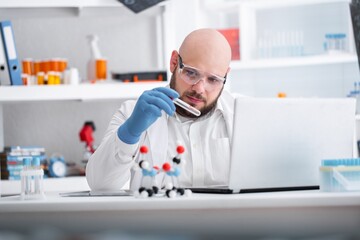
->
[[192, 77, 206, 93]]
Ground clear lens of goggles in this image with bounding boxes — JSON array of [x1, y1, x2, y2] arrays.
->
[[179, 65, 225, 91]]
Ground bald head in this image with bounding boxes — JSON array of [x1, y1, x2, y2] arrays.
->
[[178, 28, 232, 77]]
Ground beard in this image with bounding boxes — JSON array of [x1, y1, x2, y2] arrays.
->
[[169, 70, 223, 118]]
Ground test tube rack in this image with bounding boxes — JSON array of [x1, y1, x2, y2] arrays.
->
[[20, 158, 46, 200], [319, 158, 360, 192]]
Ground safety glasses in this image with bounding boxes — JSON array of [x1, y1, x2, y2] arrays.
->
[[178, 55, 226, 92]]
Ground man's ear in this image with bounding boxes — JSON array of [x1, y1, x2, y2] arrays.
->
[[169, 50, 179, 73]]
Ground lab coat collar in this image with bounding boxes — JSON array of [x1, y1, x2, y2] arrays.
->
[[217, 89, 235, 142]]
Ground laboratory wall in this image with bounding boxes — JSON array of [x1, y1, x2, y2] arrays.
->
[[2, 11, 160, 165], [3, 0, 360, 166]]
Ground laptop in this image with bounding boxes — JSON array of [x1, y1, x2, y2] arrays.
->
[[191, 97, 356, 194]]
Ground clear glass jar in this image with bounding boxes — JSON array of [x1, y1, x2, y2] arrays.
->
[[325, 33, 346, 53]]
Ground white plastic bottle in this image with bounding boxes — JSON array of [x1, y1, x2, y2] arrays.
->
[[87, 35, 107, 81]]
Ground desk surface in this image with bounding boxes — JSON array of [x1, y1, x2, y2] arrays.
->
[[1, 190, 360, 211], [1, 190, 360, 239]]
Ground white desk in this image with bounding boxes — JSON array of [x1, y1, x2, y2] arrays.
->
[[1, 189, 360, 239]]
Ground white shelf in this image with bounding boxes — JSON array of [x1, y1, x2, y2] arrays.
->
[[203, 0, 351, 11], [0, 0, 167, 18], [0, 82, 168, 102], [230, 54, 358, 70], [242, 0, 351, 9], [0, 0, 121, 8]]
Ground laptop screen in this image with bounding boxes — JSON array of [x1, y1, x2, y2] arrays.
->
[[229, 97, 356, 193]]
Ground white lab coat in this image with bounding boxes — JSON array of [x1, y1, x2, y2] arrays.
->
[[86, 90, 235, 192]]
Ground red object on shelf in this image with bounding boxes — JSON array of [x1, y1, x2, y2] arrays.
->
[[79, 122, 96, 153], [218, 28, 240, 60]]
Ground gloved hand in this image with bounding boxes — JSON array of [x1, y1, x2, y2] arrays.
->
[[118, 87, 179, 144]]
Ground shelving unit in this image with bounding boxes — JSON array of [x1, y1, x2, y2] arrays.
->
[[239, 0, 353, 61], [190, 0, 359, 100], [0, 0, 173, 153], [198, 0, 354, 67]]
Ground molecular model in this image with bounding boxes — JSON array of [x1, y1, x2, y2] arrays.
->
[[133, 145, 160, 198], [133, 144, 192, 198]]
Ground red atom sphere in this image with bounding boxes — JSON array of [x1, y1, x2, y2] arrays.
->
[[140, 145, 148, 154], [162, 162, 171, 172], [176, 145, 185, 154]]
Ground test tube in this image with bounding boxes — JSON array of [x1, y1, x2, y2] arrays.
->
[[22, 158, 32, 195], [33, 157, 41, 194], [173, 98, 201, 117]]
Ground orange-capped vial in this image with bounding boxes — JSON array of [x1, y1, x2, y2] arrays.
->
[[96, 58, 107, 80], [22, 58, 34, 75], [40, 59, 51, 73], [21, 73, 29, 85], [277, 92, 287, 98], [50, 58, 60, 72], [54, 72, 61, 85], [37, 72, 45, 85], [34, 61, 41, 75], [58, 58, 68, 72], [47, 71, 56, 85]]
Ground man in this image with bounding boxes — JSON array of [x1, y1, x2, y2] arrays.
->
[[86, 28, 235, 192]]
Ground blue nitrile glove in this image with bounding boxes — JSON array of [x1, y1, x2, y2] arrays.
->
[[118, 87, 179, 144]]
